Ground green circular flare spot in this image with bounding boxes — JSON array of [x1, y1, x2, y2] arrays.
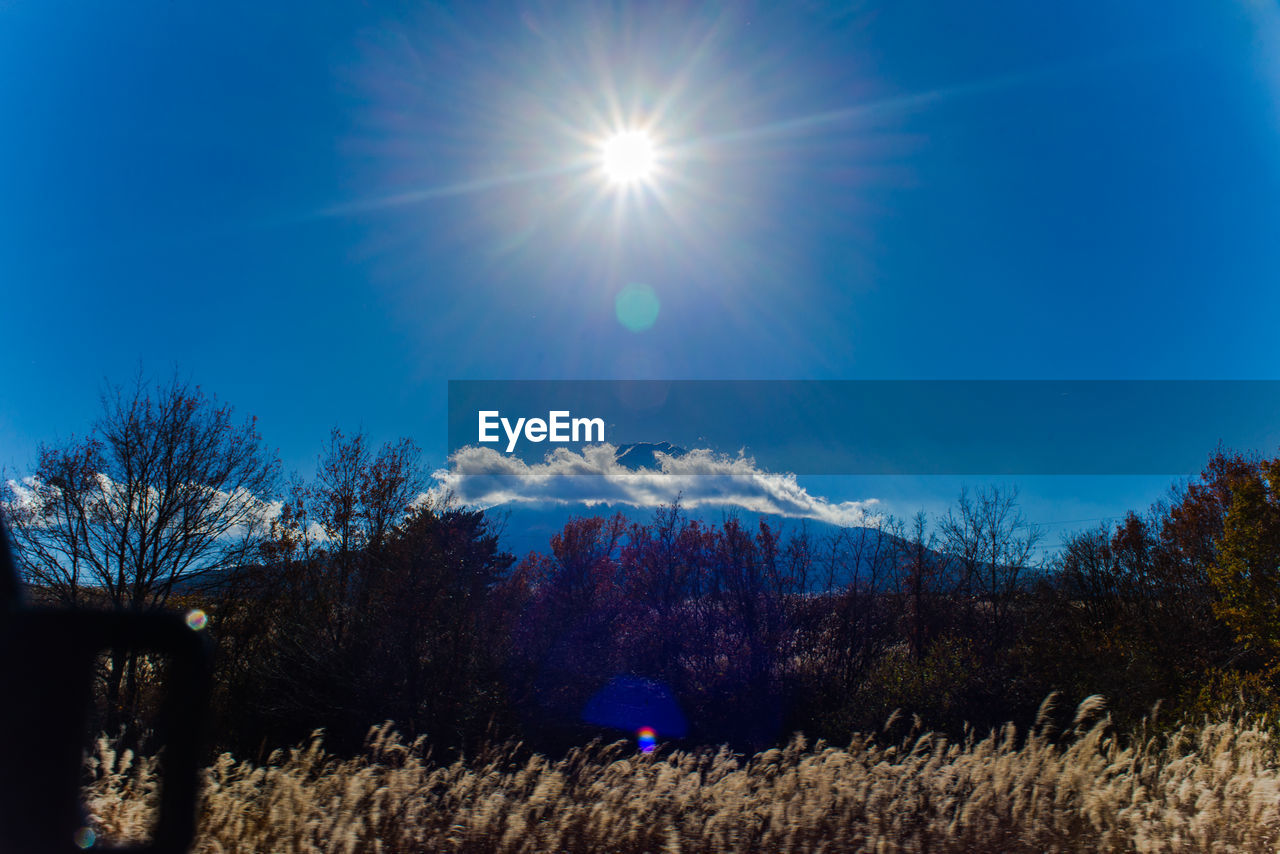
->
[[615, 283, 660, 332]]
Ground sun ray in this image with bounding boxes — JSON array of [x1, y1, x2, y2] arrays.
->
[[315, 162, 587, 218]]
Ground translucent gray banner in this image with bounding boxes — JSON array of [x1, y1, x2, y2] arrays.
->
[[446, 381, 1280, 475]]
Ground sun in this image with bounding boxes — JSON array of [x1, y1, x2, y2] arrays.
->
[[600, 130, 656, 185]]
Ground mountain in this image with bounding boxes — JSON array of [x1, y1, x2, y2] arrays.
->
[[475, 442, 984, 592], [613, 441, 688, 470]]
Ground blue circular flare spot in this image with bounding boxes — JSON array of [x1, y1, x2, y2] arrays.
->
[[583, 675, 688, 738], [615, 284, 660, 332], [73, 827, 96, 850]]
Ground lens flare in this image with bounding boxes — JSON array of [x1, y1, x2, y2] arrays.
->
[[73, 827, 96, 849], [615, 283, 660, 332], [185, 609, 208, 631], [637, 726, 657, 753]]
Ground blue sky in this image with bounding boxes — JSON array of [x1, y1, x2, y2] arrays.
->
[[3, 1, 1279, 538]]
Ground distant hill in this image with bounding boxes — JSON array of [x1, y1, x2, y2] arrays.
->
[[491, 501, 966, 592]]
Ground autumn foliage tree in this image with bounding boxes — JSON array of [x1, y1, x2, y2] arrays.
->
[[207, 429, 520, 755], [1207, 455, 1280, 669], [1026, 451, 1260, 727], [210, 430, 426, 748], [503, 514, 629, 743]]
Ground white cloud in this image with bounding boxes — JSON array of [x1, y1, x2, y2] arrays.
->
[[9, 447, 882, 535], [430, 444, 880, 528], [4, 475, 281, 541], [3, 477, 39, 513]]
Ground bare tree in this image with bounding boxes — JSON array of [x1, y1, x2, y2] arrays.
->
[[938, 485, 1042, 650], [308, 429, 427, 621], [899, 510, 950, 662], [210, 429, 431, 750], [1, 373, 278, 728]]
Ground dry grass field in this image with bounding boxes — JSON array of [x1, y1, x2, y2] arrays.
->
[[84, 697, 1280, 853]]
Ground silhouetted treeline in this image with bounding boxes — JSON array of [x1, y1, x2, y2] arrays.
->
[[187, 442, 1271, 759], [4, 379, 1275, 758]]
